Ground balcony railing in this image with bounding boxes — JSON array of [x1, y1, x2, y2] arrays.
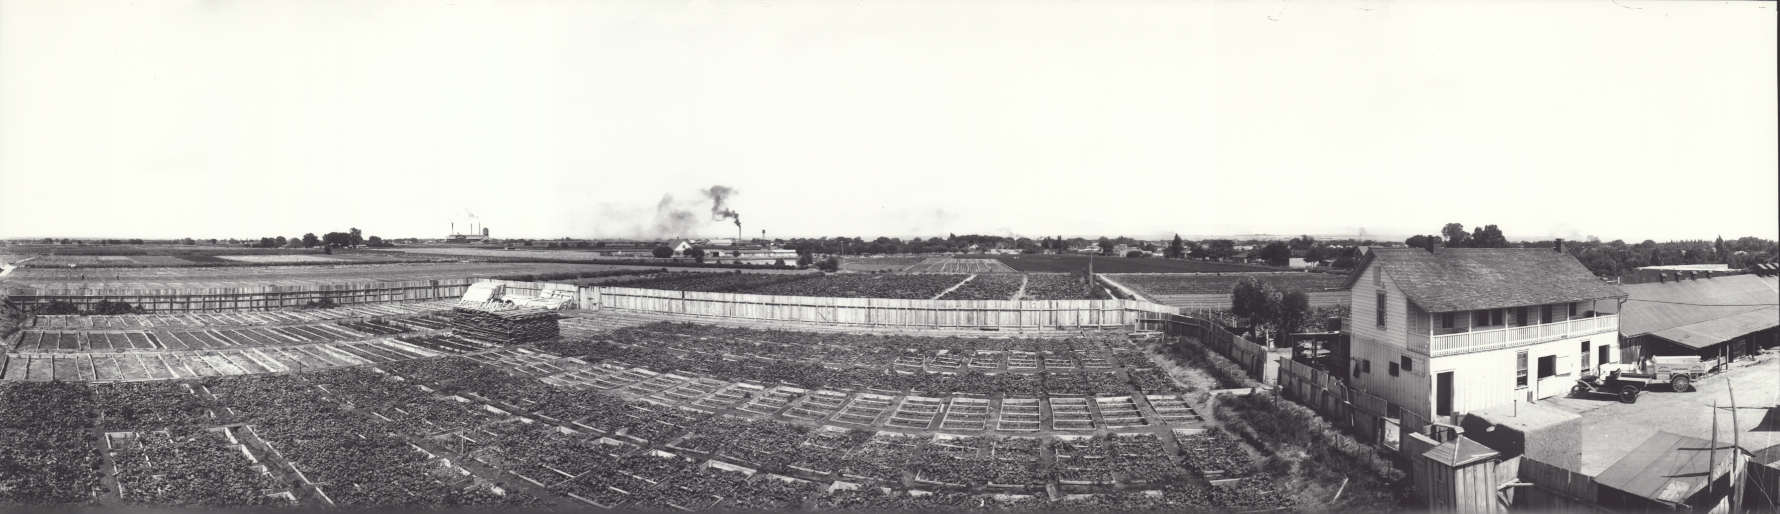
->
[[1425, 314, 1618, 357]]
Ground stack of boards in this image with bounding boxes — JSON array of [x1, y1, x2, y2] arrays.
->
[[450, 306, 559, 345]]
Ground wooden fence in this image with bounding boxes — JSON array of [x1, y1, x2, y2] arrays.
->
[[1138, 314, 1277, 384], [1516, 457, 1607, 512], [1, 278, 479, 312], [476, 279, 1180, 332]]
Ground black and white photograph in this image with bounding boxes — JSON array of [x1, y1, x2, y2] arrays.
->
[[1, 0, 1776, 511]]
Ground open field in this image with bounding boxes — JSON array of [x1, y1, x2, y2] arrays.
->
[[743, 274, 971, 299], [0, 312, 1307, 510], [838, 255, 927, 272], [958, 254, 1277, 274], [905, 257, 1020, 274], [1103, 273, 1351, 310]]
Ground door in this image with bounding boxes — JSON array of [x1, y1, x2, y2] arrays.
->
[[1599, 345, 1611, 368], [1436, 371, 1454, 416], [1581, 341, 1592, 375]]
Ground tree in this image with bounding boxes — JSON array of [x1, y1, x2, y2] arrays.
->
[[302, 233, 319, 248], [1125, 250, 1145, 258], [1275, 290, 1312, 336], [1405, 235, 1430, 248], [688, 247, 706, 263], [1257, 242, 1292, 266], [1441, 223, 1470, 248], [653, 245, 673, 258], [817, 256, 841, 272], [1304, 246, 1327, 263], [368, 236, 384, 247], [1168, 235, 1185, 259], [322, 232, 352, 247], [275, 236, 287, 247], [797, 253, 814, 268], [1097, 237, 1115, 255], [284, 237, 303, 249], [1471, 225, 1509, 248], [348, 228, 363, 247], [1230, 276, 1272, 329], [1714, 236, 1726, 263]]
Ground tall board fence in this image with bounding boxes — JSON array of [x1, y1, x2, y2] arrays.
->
[[1138, 314, 1277, 384], [474, 279, 1180, 332], [1, 278, 480, 313]]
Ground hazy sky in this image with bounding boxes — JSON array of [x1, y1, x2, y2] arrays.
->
[[2, 0, 1774, 243]]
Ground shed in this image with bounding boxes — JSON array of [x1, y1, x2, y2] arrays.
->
[[1421, 436, 1507, 513], [1610, 275, 1779, 366], [1594, 431, 1741, 512]]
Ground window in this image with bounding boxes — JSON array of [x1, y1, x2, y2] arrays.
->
[[1402, 356, 1415, 373], [1362, 359, 1372, 374], [1374, 269, 1382, 286], [1540, 304, 1553, 324], [1389, 361, 1400, 376], [1352, 360, 1363, 379], [1537, 355, 1556, 379], [1516, 351, 1529, 387], [1492, 309, 1504, 326], [1514, 306, 1530, 327], [1376, 292, 1387, 328], [1441, 312, 1454, 329], [1476, 309, 1504, 326], [1568, 302, 1578, 316]]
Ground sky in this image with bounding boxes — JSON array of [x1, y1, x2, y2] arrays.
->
[[1, 0, 1775, 243]]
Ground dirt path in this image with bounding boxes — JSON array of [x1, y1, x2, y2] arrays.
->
[[929, 274, 977, 300], [1008, 275, 1030, 301]]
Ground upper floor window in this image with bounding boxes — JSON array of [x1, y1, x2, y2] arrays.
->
[[1374, 269, 1383, 286], [1440, 312, 1454, 329], [1474, 308, 1504, 327], [1514, 306, 1531, 327], [1541, 304, 1554, 324], [1568, 302, 1578, 316], [1376, 292, 1387, 328]]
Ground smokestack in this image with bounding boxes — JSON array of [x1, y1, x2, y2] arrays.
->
[[1555, 238, 1564, 253], [451, 222, 454, 235]]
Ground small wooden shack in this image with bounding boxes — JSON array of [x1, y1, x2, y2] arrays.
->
[[1421, 435, 1512, 513]]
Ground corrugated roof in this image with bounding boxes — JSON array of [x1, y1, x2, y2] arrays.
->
[[1341, 248, 1625, 312], [1595, 431, 1738, 504], [1616, 275, 1779, 337], [1423, 436, 1500, 467], [1648, 307, 1780, 349]]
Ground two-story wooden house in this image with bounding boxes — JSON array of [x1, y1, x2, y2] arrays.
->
[[1341, 245, 1626, 423]]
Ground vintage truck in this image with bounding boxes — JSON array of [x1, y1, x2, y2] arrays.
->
[[1572, 356, 1712, 403]]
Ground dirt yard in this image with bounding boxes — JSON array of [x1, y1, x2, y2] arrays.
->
[[1538, 349, 1780, 475]]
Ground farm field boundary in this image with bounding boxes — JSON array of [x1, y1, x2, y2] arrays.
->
[[1141, 313, 1437, 458], [959, 255, 1286, 274], [477, 279, 1179, 332]]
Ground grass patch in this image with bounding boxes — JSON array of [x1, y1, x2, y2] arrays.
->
[[1213, 393, 1411, 512]]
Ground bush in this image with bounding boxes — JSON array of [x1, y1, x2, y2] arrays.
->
[[653, 246, 673, 258], [41, 301, 81, 315], [91, 300, 143, 315], [302, 298, 339, 310], [1126, 250, 1145, 258], [816, 256, 841, 272]]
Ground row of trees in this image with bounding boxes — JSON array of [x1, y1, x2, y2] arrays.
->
[[243, 229, 393, 249], [1402, 223, 1778, 277]]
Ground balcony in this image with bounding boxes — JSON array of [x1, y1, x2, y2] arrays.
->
[[1410, 314, 1618, 357]]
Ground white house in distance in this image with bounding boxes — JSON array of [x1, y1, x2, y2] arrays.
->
[[1341, 243, 1626, 422]]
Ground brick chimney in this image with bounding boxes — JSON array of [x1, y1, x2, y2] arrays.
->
[[1555, 238, 1564, 253]]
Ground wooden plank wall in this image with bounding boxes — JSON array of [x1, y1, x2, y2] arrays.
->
[[502, 281, 1180, 331], [1144, 314, 1276, 383], [1517, 457, 1606, 512], [5, 278, 477, 312]]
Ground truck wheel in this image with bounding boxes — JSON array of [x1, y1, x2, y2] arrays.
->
[[1671, 375, 1692, 393], [1572, 384, 1588, 396], [1619, 386, 1639, 404]]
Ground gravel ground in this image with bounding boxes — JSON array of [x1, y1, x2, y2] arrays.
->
[[1537, 348, 1780, 475]]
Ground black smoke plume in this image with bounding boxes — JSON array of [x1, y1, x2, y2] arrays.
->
[[703, 185, 740, 227]]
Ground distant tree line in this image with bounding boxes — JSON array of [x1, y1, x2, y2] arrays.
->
[[1401, 223, 1778, 277]]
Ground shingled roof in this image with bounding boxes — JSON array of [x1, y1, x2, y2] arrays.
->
[[1342, 248, 1625, 312]]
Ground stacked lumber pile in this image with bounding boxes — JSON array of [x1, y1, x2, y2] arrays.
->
[[451, 306, 559, 345]]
